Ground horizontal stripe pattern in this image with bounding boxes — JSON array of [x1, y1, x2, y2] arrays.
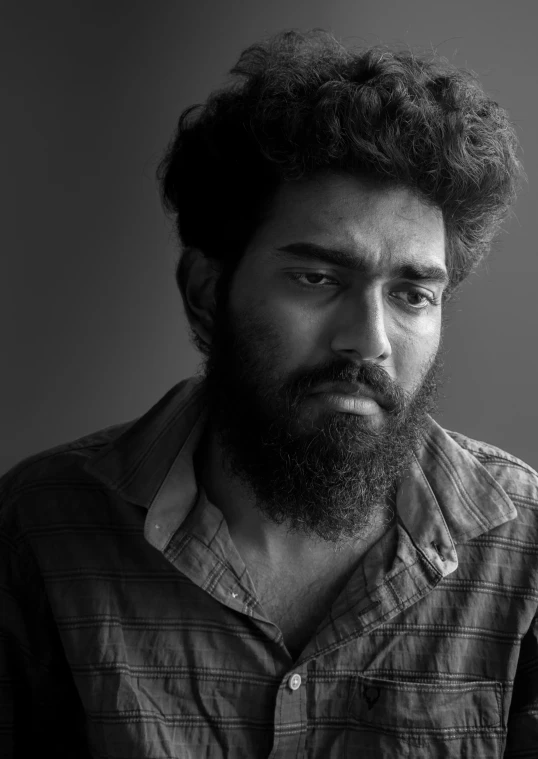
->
[[1, 375, 538, 757]]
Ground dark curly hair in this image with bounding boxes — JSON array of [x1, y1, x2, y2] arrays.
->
[[157, 29, 524, 355]]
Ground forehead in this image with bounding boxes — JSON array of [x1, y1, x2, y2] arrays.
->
[[248, 173, 446, 273]]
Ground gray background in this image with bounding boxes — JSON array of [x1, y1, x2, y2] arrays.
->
[[1, 0, 536, 476]]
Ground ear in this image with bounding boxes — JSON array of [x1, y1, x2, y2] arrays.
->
[[182, 248, 223, 347]]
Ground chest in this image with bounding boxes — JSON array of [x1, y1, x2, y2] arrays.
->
[[253, 564, 355, 659]]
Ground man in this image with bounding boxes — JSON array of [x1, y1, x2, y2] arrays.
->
[[1, 28, 535, 758]]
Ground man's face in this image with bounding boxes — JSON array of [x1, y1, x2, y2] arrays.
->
[[199, 173, 447, 546]]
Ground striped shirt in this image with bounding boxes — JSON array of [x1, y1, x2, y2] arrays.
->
[[1, 374, 538, 758]]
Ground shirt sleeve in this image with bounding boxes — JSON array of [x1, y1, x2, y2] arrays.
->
[[0, 483, 91, 757], [504, 611, 538, 756]]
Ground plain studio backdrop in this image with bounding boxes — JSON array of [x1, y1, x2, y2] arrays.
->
[[1, 0, 536, 476]]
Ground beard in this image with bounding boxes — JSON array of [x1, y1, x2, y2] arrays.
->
[[196, 288, 445, 547]]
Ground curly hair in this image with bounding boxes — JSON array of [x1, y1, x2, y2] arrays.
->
[[157, 29, 524, 354]]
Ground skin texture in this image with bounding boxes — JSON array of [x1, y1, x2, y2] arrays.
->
[[186, 173, 447, 574]]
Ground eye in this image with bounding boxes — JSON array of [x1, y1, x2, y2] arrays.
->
[[286, 271, 339, 288], [391, 287, 437, 311]]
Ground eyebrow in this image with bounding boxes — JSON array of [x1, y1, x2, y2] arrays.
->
[[274, 242, 449, 287]]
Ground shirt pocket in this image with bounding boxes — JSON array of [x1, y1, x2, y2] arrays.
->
[[345, 674, 504, 758]]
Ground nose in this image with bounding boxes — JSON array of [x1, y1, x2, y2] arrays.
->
[[329, 289, 392, 362]]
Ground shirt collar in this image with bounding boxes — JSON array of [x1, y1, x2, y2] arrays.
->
[[83, 375, 517, 557], [396, 416, 517, 574]]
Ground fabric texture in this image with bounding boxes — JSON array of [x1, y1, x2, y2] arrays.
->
[[1, 374, 538, 758]]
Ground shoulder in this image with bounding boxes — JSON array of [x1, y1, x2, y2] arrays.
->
[[444, 427, 538, 503], [0, 420, 136, 535]]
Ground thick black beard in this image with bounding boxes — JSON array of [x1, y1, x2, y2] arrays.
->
[[198, 296, 445, 546]]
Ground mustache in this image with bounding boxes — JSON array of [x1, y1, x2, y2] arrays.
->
[[291, 360, 409, 415]]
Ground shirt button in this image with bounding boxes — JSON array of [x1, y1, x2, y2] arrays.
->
[[288, 673, 302, 691]]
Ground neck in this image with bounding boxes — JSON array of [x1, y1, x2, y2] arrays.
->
[[193, 425, 395, 571]]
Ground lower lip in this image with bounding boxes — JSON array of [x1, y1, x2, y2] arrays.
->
[[311, 392, 381, 416]]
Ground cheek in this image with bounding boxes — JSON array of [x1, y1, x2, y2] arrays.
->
[[234, 272, 314, 346], [229, 290, 298, 364], [391, 324, 441, 390], [255, 301, 318, 366]]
